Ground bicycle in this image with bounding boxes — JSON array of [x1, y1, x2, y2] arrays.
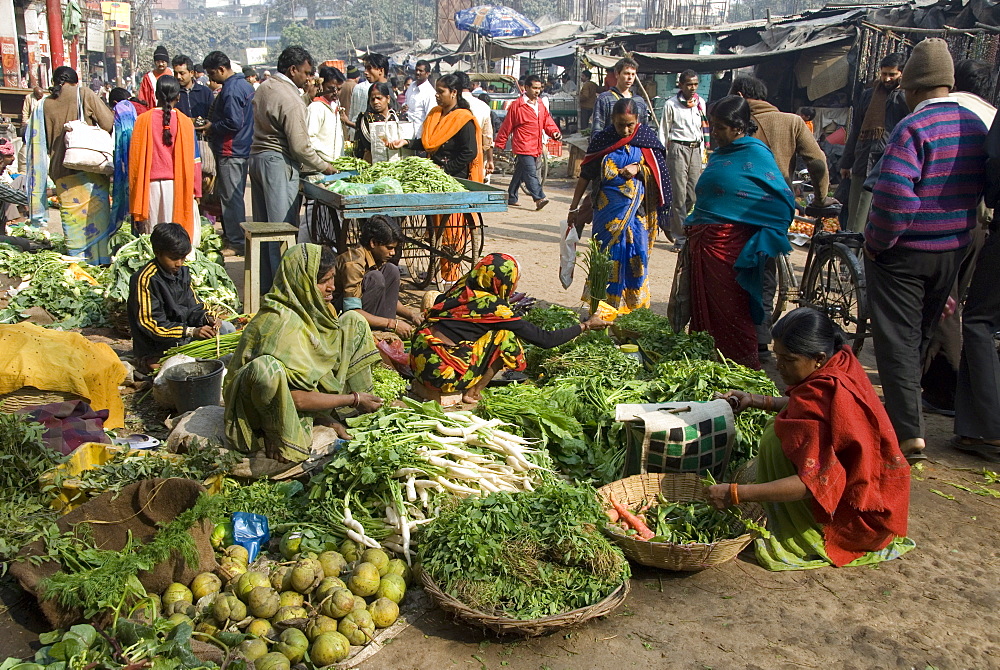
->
[[773, 201, 870, 353]]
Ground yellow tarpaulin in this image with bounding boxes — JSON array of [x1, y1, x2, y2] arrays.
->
[[0, 323, 127, 428]]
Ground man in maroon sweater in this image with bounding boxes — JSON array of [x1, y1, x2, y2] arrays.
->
[[494, 74, 562, 210]]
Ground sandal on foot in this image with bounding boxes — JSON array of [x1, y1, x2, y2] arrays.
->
[[903, 449, 929, 465]]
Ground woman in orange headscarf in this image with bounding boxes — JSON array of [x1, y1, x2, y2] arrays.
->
[[388, 73, 483, 281]]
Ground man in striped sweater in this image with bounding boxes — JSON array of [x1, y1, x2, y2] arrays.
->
[[864, 38, 989, 463]]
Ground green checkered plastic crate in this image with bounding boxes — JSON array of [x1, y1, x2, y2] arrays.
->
[[615, 400, 735, 480]]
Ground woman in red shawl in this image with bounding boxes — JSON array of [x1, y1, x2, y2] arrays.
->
[[708, 307, 914, 570], [409, 253, 609, 405]]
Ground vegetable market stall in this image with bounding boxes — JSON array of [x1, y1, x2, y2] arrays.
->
[[300, 164, 507, 290]]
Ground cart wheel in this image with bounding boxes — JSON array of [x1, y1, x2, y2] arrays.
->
[[399, 215, 435, 289], [433, 213, 485, 292]]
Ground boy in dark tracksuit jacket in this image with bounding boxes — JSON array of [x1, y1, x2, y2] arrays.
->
[[127, 223, 223, 370]]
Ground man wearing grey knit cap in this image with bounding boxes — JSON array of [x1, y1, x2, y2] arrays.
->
[[864, 37, 990, 464]]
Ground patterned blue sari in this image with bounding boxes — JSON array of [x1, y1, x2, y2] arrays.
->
[[592, 143, 656, 311]]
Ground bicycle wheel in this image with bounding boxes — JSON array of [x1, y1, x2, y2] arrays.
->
[[800, 242, 869, 353], [399, 215, 435, 289]]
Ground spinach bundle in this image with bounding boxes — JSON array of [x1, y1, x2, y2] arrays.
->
[[0, 247, 107, 328], [419, 481, 630, 619]]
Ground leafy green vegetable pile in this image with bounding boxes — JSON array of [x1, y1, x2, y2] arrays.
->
[[0, 414, 62, 575], [614, 308, 716, 362], [57, 443, 240, 501], [419, 481, 630, 619], [371, 364, 407, 402], [0, 620, 249, 670], [349, 157, 466, 193], [521, 304, 580, 330], [0, 248, 107, 328]]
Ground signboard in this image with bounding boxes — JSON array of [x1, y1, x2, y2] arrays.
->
[[86, 14, 106, 52], [245, 47, 269, 65], [101, 1, 130, 31]]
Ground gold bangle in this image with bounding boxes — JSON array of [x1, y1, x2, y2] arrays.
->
[[730, 482, 740, 506]]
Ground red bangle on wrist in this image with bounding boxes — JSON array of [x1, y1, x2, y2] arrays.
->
[[730, 482, 740, 506], [351, 392, 359, 408]]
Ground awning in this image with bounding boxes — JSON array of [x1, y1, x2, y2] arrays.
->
[[628, 32, 854, 73], [486, 21, 604, 58]]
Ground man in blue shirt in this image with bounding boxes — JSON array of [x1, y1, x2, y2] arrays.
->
[[203, 50, 255, 256], [591, 57, 650, 135], [172, 55, 213, 122]]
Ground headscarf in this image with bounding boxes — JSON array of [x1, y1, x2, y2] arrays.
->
[[583, 122, 672, 227], [425, 253, 521, 326], [0, 140, 13, 156], [420, 106, 484, 182], [229, 244, 347, 393], [774, 346, 910, 567]]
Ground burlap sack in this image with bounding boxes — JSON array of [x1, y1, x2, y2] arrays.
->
[[10, 478, 219, 628]]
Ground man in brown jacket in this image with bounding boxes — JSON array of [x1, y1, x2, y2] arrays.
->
[[729, 75, 831, 357], [249, 45, 337, 292]]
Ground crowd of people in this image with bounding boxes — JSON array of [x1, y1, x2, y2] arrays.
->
[[2, 35, 1000, 571]]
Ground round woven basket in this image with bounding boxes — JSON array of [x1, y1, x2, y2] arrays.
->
[[419, 570, 630, 637], [597, 473, 765, 571], [0, 387, 82, 412]]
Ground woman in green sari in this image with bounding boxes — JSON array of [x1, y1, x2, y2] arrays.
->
[[224, 243, 383, 463]]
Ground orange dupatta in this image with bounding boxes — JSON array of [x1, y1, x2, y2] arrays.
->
[[420, 106, 484, 183], [129, 108, 198, 238]]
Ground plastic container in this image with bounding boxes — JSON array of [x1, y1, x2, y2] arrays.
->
[[163, 359, 225, 413], [619, 344, 643, 366]]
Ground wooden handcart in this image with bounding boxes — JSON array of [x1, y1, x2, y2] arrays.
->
[[300, 178, 507, 290]]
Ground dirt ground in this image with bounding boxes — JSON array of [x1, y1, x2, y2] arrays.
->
[[4, 174, 1000, 669]]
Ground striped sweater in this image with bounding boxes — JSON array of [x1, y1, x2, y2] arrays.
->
[[866, 100, 988, 253]]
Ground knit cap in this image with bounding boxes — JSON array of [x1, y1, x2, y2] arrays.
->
[[153, 45, 169, 62], [901, 38, 954, 90], [346, 65, 360, 78]]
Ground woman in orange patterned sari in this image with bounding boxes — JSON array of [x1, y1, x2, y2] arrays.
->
[[388, 74, 483, 282]]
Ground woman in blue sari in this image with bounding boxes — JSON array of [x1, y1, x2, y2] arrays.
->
[[567, 98, 671, 313]]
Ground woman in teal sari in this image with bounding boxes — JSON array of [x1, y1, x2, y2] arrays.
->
[[567, 98, 671, 313], [686, 95, 795, 370]]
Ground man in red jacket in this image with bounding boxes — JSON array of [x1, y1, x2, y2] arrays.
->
[[494, 74, 562, 210]]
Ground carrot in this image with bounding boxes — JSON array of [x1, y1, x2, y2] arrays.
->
[[609, 494, 655, 540], [606, 507, 620, 523]]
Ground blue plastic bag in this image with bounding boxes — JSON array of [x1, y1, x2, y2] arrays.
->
[[232, 512, 270, 563]]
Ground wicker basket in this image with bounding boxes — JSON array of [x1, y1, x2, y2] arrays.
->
[[597, 473, 765, 571], [419, 570, 630, 637], [0, 388, 82, 412]]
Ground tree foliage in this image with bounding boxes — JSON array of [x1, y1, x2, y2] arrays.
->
[[269, 0, 435, 61], [159, 16, 252, 63]]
